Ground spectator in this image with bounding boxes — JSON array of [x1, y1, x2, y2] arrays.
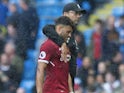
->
[[102, 15, 119, 60], [108, 52, 123, 79], [75, 31, 86, 68], [0, 53, 18, 93], [17, 0, 39, 59], [103, 71, 120, 93], [88, 68, 95, 75], [86, 85, 97, 93], [6, 20, 17, 42], [88, 19, 104, 73], [96, 74, 105, 93], [6, 3, 20, 42], [88, 19, 103, 60], [116, 15, 124, 61], [118, 63, 124, 75], [77, 57, 93, 88], [114, 74, 124, 93], [8, 2, 18, 16], [4, 41, 24, 84], [75, 32, 86, 58], [97, 61, 107, 76], [86, 74, 96, 88], [0, 28, 6, 54]]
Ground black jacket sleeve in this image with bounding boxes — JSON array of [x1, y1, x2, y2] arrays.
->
[[43, 24, 64, 46], [43, 24, 78, 56]]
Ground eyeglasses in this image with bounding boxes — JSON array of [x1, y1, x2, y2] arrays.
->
[[68, 11, 82, 17]]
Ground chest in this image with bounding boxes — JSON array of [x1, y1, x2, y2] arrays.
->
[[48, 47, 69, 69]]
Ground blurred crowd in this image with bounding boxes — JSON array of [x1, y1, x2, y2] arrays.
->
[[75, 15, 124, 93], [0, 0, 124, 93], [0, 0, 39, 93]]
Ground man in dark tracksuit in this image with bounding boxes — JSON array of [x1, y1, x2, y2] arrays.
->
[[43, 2, 86, 89]]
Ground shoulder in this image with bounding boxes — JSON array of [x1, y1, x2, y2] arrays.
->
[[42, 39, 57, 46], [40, 39, 58, 51]]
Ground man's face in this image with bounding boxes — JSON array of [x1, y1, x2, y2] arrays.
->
[[57, 25, 73, 42], [19, 0, 24, 9], [9, 4, 16, 13], [64, 11, 82, 24], [94, 23, 102, 32]]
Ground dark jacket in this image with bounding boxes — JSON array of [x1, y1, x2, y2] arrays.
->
[[102, 28, 119, 60], [6, 11, 20, 29], [18, 7, 39, 49], [16, 7, 39, 58], [0, 65, 18, 93]]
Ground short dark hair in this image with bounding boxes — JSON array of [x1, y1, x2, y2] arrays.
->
[[95, 19, 103, 25], [21, 0, 30, 5], [55, 16, 75, 29]]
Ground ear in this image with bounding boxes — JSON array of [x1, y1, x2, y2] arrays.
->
[[56, 25, 63, 34], [56, 25, 60, 31], [63, 12, 69, 16]]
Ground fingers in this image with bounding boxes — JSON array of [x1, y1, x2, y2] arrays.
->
[[60, 43, 71, 63], [61, 53, 67, 63]]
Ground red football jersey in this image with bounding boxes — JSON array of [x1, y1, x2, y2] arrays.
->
[[38, 39, 70, 93]]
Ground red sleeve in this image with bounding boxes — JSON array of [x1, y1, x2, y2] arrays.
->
[[38, 42, 55, 64]]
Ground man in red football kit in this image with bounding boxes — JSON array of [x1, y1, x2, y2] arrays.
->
[[36, 16, 75, 93]]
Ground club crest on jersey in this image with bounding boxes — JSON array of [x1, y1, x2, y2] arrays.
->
[[39, 51, 46, 59]]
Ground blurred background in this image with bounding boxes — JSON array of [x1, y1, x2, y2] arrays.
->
[[0, 0, 124, 93]]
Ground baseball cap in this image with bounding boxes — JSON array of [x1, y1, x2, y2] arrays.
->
[[63, 2, 86, 14]]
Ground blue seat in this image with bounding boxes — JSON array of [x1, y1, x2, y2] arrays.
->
[[37, 5, 62, 17], [83, 29, 93, 47], [36, 0, 59, 3], [62, 0, 75, 4], [19, 80, 35, 93], [26, 49, 37, 60], [36, 18, 54, 39], [21, 59, 36, 80], [81, 1, 91, 11], [9, 0, 19, 4], [112, 7, 123, 17], [19, 59, 37, 93]]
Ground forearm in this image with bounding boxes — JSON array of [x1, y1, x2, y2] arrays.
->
[[36, 65, 45, 93], [68, 73, 73, 92], [43, 24, 64, 46]]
